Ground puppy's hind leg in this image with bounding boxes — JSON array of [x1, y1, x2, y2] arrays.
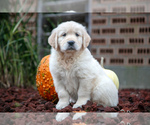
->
[[92, 80, 118, 107]]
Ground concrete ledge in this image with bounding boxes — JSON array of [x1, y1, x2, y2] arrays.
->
[[105, 66, 150, 89]]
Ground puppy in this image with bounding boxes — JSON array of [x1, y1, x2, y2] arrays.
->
[[48, 21, 118, 110]]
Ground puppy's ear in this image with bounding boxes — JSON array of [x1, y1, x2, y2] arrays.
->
[[83, 30, 91, 49], [48, 29, 58, 50]]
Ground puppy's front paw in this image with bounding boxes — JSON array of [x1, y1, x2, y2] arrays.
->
[[73, 104, 82, 109], [56, 101, 69, 110], [69, 98, 76, 103], [56, 113, 70, 122], [73, 113, 87, 120]]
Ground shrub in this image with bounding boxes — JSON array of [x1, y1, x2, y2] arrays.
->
[[0, 13, 39, 88]]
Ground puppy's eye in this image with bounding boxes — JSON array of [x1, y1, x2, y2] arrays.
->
[[62, 33, 66, 37], [75, 33, 79, 37]]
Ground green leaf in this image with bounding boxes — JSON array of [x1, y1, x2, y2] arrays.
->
[[14, 102, 21, 107]]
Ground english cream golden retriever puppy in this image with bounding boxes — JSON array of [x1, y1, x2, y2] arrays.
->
[[48, 21, 118, 110]]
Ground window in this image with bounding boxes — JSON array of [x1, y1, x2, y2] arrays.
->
[[128, 58, 143, 64], [91, 48, 97, 55], [131, 6, 145, 13], [93, 8, 106, 13], [112, 18, 126, 24], [102, 28, 115, 34], [112, 7, 126, 13], [100, 49, 113, 54], [92, 39, 106, 44], [95, 58, 106, 64], [110, 58, 124, 64], [129, 38, 144, 44], [137, 48, 150, 54], [120, 28, 134, 33], [130, 17, 145, 24], [139, 27, 150, 33], [119, 49, 133, 54], [93, 19, 106, 25], [111, 39, 124, 44], [92, 29, 100, 35]]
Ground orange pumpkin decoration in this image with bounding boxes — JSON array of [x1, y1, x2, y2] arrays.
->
[[36, 55, 58, 102]]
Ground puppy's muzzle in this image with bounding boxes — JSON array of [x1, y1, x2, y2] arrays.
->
[[67, 41, 75, 50], [68, 41, 75, 46]]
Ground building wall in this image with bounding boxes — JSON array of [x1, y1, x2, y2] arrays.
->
[[92, 0, 150, 13], [10, 0, 37, 37], [90, 13, 150, 88], [91, 0, 150, 88], [90, 13, 150, 66]]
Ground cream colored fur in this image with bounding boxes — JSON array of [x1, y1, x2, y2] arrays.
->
[[48, 21, 118, 110]]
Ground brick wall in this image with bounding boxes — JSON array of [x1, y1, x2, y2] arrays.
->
[[90, 13, 150, 66], [10, 0, 37, 37], [92, 0, 150, 13]]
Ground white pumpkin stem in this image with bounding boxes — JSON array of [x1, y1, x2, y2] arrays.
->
[[101, 57, 104, 68]]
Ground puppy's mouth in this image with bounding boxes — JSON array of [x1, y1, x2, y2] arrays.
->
[[65, 41, 77, 51], [66, 46, 76, 51]]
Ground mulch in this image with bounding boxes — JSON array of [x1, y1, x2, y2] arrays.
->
[[0, 87, 150, 112]]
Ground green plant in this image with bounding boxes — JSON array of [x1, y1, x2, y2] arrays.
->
[[41, 16, 62, 57], [14, 102, 21, 107], [0, 13, 39, 88]]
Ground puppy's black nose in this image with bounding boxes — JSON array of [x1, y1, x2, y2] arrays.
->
[[68, 41, 75, 46]]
